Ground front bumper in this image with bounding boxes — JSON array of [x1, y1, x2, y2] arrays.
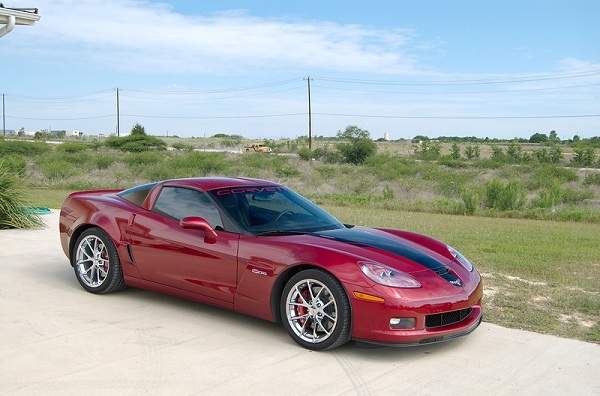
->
[[353, 306, 482, 347], [349, 280, 484, 345]]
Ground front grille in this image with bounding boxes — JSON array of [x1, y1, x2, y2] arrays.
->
[[425, 307, 473, 328]]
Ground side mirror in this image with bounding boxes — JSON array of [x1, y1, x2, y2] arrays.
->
[[180, 216, 218, 243]]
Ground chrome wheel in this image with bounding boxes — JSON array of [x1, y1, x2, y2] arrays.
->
[[281, 269, 351, 350], [72, 228, 125, 294], [76, 235, 109, 288]]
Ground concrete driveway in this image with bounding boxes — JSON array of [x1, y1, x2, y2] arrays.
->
[[1, 211, 598, 395]]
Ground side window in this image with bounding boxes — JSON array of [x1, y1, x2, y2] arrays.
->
[[153, 186, 222, 229]]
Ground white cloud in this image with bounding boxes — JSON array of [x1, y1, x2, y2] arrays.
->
[[18, 0, 419, 75]]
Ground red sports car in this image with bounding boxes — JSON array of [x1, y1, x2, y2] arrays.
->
[[59, 177, 483, 350]]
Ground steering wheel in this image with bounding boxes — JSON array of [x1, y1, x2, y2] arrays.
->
[[274, 210, 294, 222]]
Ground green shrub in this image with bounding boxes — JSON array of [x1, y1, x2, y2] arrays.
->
[[315, 166, 337, 179], [94, 155, 116, 170], [0, 162, 43, 229], [572, 147, 596, 167], [57, 141, 88, 154], [124, 151, 165, 167], [41, 160, 80, 180], [464, 145, 480, 160], [323, 151, 343, 164], [312, 147, 326, 159], [62, 152, 91, 166], [462, 189, 481, 215], [364, 155, 420, 181], [297, 147, 312, 161], [561, 188, 594, 204], [526, 164, 578, 190], [532, 184, 563, 208], [413, 141, 441, 160], [484, 179, 526, 211], [0, 140, 51, 156], [160, 152, 229, 178], [438, 158, 468, 168], [383, 185, 395, 200], [276, 166, 301, 178], [491, 145, 506, 162], [1, 155, 27, 175], [171, 142, 195, 151], [336, 125, 377, 165], [450, 143, 461, 160], [583, 173, 600, 186], [105, 134, 167, 152]]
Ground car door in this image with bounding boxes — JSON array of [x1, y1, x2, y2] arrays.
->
[[128, 186, 239, 303]]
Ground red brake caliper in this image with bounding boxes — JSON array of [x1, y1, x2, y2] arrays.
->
[[102, 250, 109, 272], [296, 289, 310, 325]]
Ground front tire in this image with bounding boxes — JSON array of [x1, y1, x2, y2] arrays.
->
[[72, 227, 125, 294], [280, 269, 351, 350]]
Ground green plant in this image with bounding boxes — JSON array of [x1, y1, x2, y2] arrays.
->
[[1, 155, 27, 175], [0, 140, 51, 156], [171, 142, 195, 151], [0, 162, 43, 229], [464, 144, 480, 160], [572, 147, 596, 167], [484, 179, 526, 211], [104, 125, 167, 152], [124, 151, 164, 167], [297, 147, 312, 161], [94, 155, 116, 170], [383, 184, 395, 200], [532, 184, 563, 208], [57, 141, 89, 154], [462, 189, 480, 215], [413, 141, 442, 160], [450, 142, 461, 160], [276, 166, 301, 178], [583, 173, 600, 186], [525, 164, 578, 190], [336, 125, 377, 165]]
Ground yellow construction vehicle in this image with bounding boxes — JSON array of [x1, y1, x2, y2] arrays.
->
[[243, 143, 272, 152]]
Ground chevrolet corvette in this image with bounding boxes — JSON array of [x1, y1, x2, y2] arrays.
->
[[59, 177, 483, 350]]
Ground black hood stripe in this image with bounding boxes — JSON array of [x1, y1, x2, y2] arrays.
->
[[310, 228, 463, 287], [310, 228, 446, 272]]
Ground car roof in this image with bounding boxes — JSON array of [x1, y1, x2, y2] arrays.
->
[[160, 177, 281, 191]]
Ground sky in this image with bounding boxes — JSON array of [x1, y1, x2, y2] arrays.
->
[[1, 0, 599, 140]]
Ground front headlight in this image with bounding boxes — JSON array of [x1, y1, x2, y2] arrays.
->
[[447, 245, 473, 272], [359, 262, 421, 288]]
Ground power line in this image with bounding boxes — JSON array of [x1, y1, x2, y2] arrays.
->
[[9, 113, 598, 121], [312, 113, 600, 120], [311, 82, 600, 95], [313, 70, 600, 86]]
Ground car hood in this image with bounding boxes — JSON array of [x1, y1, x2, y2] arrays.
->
[[308, 227, 465, 287]]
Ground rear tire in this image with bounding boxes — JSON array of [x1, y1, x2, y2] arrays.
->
[[72, 227, 125, 294], [280, 269, 351, 350]]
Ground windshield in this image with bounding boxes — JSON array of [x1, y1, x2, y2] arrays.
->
[[209, 186, 344, 235]]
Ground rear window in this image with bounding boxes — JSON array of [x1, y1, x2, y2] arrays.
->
[[117, 182, 158, 207]]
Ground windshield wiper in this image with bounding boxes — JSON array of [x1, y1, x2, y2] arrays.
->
[[256, 230, 308, 236]]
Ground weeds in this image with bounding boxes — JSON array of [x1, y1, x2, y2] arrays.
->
[[0, 162, 43, 229]]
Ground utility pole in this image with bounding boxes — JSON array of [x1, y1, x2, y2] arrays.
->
[[305, 77, 312, 151], [2, 93, 5, 136], [115, 88, 121, 137]]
